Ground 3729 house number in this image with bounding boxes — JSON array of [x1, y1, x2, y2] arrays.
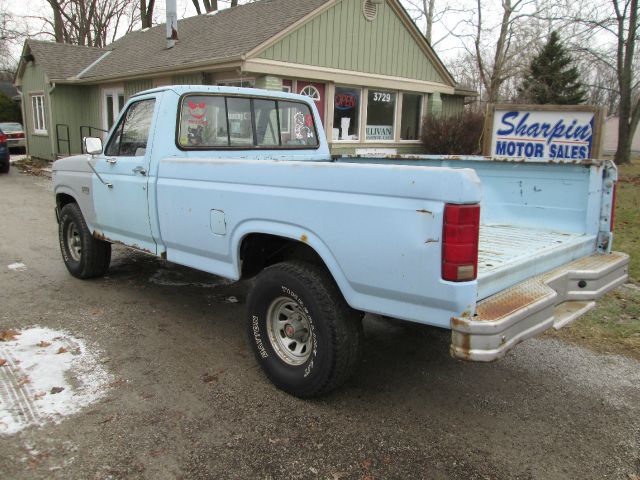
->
[[373, 92, 391, 102]]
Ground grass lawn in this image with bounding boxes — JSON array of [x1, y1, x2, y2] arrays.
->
[[548, 160, 640, 359]]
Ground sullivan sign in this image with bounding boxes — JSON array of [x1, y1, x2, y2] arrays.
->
[[484, 105, 604, 160]]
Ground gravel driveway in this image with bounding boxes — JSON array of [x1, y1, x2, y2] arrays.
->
[[1, 169, 639, 479]]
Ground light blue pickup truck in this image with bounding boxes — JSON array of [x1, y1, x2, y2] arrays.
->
[[53, 86, 629, 397]]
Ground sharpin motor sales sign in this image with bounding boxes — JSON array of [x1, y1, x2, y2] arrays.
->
[[484, 104, 605, 160]]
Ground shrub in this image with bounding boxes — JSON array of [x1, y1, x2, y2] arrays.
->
[[421, 111, 485, 155]]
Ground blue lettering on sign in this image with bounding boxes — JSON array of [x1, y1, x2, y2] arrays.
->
[[495, 110, 593, 159], [497, 111, 592, 145]]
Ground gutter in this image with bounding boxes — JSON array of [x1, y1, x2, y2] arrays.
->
[[57, 55, 243, 86]]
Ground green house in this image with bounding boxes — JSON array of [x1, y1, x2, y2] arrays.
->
[[15, 0, 475, 160]]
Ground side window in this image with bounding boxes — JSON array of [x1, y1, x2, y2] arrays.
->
[[278, 101, 317, 147], [227, 97, 254, 147], [105, 99, 155, 157], [254, 99, 279, 147], [177, 95, 318, 149], [178, 95, 228, 147]]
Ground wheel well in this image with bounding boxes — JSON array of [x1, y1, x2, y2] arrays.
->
[[56, 193, 77, 210], [240, 233, 325, 278]]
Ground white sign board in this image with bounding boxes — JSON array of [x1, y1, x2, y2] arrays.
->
[[366, 125, 393, 141], [487, 106, 603, 160]]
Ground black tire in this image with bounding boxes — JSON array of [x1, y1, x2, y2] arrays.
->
[[0, 162, 8, 174], [58, 203, 111, 279], [247, 261, 363, 398]]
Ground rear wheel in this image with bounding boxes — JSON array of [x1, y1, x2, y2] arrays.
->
[[247, 261, 362, 398], [58, 203, 111, 279], [0, 161, 8, 174]]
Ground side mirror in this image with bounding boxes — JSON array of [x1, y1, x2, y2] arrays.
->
[[84, 137, 103, 155]]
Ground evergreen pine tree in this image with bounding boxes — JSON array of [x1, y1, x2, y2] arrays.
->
[[519, 31, 588, 105]]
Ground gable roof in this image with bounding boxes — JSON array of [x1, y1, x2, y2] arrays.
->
[[80, 0, 328, 81], [15, 0, 458, 90], [24, 40, 106, 81]]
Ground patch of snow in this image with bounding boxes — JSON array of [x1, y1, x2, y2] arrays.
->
[[7, 263, 27, 271], [0, 327, 112, 436]]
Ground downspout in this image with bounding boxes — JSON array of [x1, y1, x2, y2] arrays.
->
[[48, 82, 57, 159]]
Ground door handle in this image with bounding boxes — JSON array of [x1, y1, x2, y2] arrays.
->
[[106, 157, 117, 164], [132, 166, 147, 176]]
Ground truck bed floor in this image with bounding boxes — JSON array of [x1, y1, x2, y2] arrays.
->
[[477, 225, 597, 300]]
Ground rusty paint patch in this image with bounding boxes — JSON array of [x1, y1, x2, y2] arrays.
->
[[416, 209, 433, 215], [300, 234, 308, 243], [424, 238, 439, 244], [92, 231, 153, 255]]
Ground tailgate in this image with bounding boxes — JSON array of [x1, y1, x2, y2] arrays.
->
[[451, 252, 629, 361]]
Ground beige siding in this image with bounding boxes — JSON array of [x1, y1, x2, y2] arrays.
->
[[172, 73, 204, 85], [20, 62, 54, 160], [50, 85, 101, 155], [441, 94, 465, 117], [124, 79, 153, 99], [258, 0, 446, 84]]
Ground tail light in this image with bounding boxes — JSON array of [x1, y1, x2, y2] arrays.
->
[[0, 134, 7, 144], [442, 203, 480, 282], [610, 183, 617, 231]]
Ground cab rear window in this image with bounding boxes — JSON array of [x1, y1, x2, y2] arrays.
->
[[178, 95, 318, 149]]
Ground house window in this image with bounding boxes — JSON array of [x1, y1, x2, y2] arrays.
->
[[333, 86, 360, 141], [400, 93, 423, 140], [31, 94, 47, 135], [216, 78, 255, 88], [366, 90, 396, 141]]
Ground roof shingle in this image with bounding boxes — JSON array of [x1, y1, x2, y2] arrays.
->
[[26, 40, 106, 81], [29, 0, 328, 83]]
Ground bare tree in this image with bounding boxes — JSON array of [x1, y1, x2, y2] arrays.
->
[[44, 0, 139, 47], [560, 0, 640, 163], [140, 0, 155, 28], [190, 0, 253, 15], [611, 0, 639, 164]]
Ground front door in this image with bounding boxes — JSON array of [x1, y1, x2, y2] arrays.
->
[[297, 82, 325, 125], [92, 97, 157, 253], [103, 88, 125, 132]]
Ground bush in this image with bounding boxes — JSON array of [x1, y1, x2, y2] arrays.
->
[[422, 111, 485, 155], [0, 92, 22, 123]]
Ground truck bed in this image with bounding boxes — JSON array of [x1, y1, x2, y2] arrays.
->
[[477, 225, 597, 300]]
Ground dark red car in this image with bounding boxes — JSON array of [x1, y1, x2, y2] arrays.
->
[[0, 127, 10, 174]]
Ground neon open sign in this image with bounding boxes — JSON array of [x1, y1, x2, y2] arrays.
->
[[335, 94, 357, 110]]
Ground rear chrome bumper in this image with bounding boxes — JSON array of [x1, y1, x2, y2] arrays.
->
[[450, 252, 629, 362]]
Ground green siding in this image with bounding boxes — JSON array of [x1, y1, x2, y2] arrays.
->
[[50, 85, 101, 155], [172, 73, 204, 85], [254, 75, 283, 91], [124, 79, 154, 99], [258, 0, 446, 84], [441, 94, 465, 117], [20, 62, 54, 160]]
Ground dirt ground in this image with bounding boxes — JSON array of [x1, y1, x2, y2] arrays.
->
[[0, 169, 639, 479]]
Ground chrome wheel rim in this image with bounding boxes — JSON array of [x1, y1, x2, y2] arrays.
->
[[266, 297, 312, 366], [66, 221, 82, 262]]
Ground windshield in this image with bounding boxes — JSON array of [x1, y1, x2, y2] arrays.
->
[[0, 123, 23, 132]]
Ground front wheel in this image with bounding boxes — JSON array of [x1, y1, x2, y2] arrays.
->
[[58, 203, 111, 279], [247, 261, 363, 398]]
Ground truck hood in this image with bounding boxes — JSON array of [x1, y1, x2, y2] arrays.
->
[[53, 154, 92, 173]]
